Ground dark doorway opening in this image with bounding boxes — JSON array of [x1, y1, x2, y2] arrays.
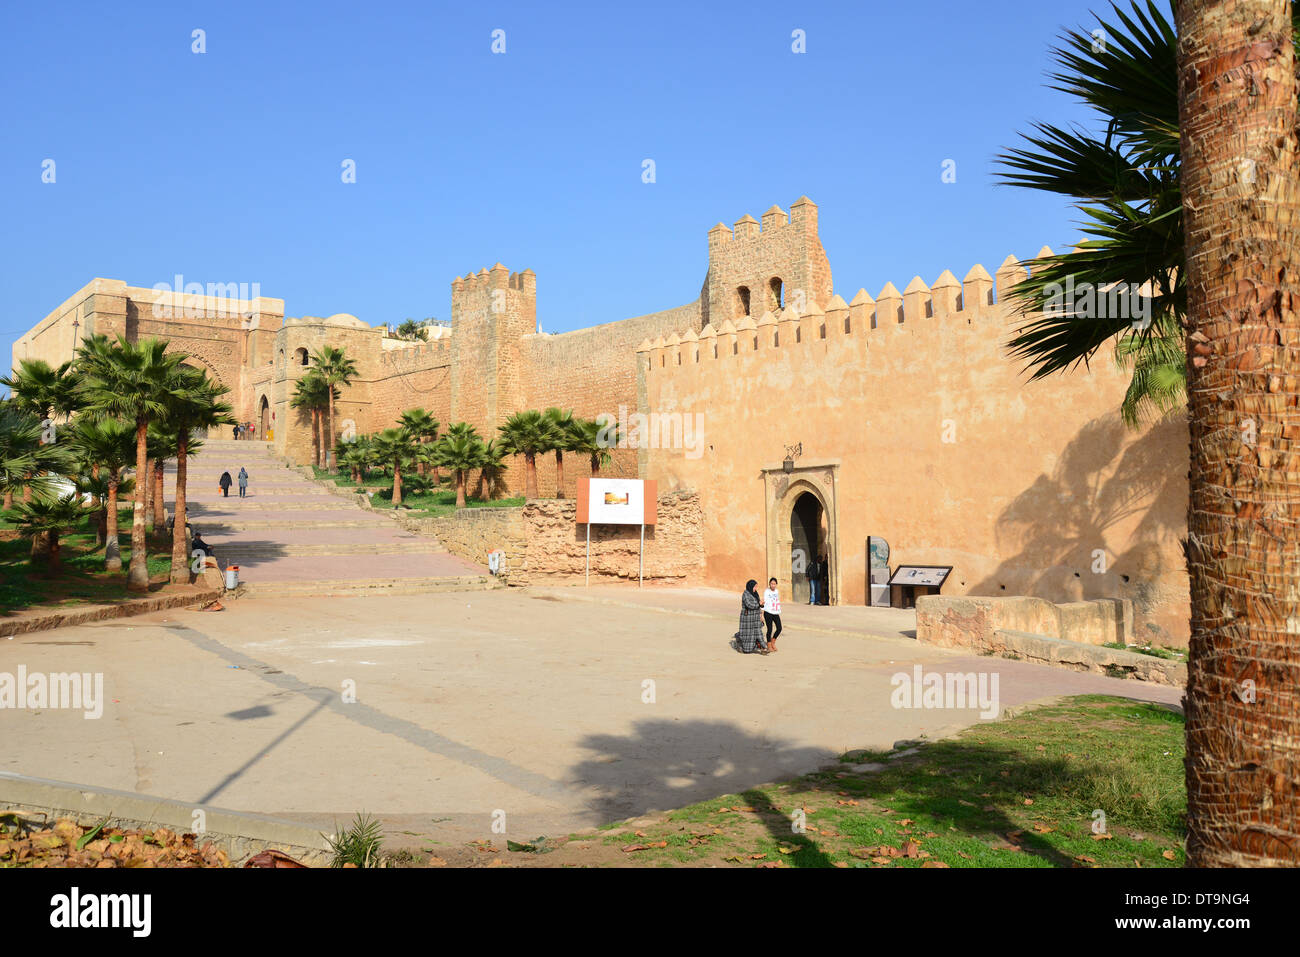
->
[[790, 491, 823, 604], [259, 395, 270, 438]]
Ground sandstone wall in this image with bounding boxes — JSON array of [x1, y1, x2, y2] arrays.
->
[[639, 257, 1191, 646], [423, 490, 705, 586]]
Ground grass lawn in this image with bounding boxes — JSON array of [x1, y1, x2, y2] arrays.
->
[[312, 468, 524, 517], [481, 695, 1187, 869], [0, 512, 176, 615]]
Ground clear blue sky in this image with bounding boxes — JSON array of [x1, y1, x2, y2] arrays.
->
[[1, 0, 1124, 372]]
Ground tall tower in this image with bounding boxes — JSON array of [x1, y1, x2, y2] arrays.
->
[[701, 196, 833, 327], [449, 264, 538, 435]]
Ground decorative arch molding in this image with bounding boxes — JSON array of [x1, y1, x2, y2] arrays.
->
[[761, 461, 841, 606]]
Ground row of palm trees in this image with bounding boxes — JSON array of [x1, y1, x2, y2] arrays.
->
[[289, 345, 358, 468], [1, 337, 233, 587], [333, 406, 620, 507]]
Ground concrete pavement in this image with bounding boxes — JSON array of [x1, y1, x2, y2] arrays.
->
[[0, 586, 1182, 848]]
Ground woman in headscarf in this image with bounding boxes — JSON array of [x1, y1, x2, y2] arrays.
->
[[735, 579, 769, 654]]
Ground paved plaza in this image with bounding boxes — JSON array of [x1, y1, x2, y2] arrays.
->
[[2, 586, 1182, 847]]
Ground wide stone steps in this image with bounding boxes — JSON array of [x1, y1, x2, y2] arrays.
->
[[159, 440, 487, 595], [237, 575, 498, 598]]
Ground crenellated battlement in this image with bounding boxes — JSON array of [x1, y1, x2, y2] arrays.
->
[[638, 249, 1044, 371]]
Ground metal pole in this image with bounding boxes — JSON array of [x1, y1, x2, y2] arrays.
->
[[585, 523, 590, 587], [639, 523, 644, 588]]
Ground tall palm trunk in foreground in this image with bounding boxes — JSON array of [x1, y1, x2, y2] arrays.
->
[[170, 433, 191, 584], [1177, 0, 1300, 866]]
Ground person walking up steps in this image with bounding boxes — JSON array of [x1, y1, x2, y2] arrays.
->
[[219, 470, 233, 497], [763, 577, 783, 652], [238, 467, 249, 498]]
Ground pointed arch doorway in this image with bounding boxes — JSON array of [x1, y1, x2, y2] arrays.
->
[[762, 460, 840, 606]]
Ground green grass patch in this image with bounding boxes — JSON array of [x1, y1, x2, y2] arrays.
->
[[0, 514, 177, 614], [561, 695, 1186, 869], [1102, 642, 1187, 661]]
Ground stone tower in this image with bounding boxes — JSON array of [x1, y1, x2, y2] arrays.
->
[[701, 196, 833, 327], [449, 264, 537, 436]]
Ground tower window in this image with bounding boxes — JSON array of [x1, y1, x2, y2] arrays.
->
[[769, 277, 784, 311], [736, 286, 751, 318]]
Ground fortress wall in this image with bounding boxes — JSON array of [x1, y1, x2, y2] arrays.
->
[[367, 338, 453, 437], [520, 300, 703, 497], [639, 257, 1191, 646], [12, 279, 130, 371]]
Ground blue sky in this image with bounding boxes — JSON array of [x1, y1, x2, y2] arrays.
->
[[1, 0, 1125, 369]]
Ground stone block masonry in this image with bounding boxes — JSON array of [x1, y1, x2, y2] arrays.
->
[[424, 489, 705, 586]]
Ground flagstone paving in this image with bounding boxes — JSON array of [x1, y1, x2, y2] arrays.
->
[[163, 439, 485, 590]]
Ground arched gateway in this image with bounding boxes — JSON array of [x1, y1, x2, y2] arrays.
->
[[762, 461, 840, 606]]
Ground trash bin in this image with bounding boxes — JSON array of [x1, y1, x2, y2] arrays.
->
[[225, 565, 239, 590]]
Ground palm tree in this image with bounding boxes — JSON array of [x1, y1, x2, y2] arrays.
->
[[435, 428, 487, 508], [163, 366, 232, 584], [570, 416, 619, 476], [11, 493, 88, 575], [497, 410, 560, 499], [310, 346, 358, 470], [542, 407, 577, 498], [399, 408, 440, 478], [67, 417, 136, 569], [1, 357, 82, 426], [394, 319, 429, 341], [339, 440, 371, 484], [2, 358, 83, 502], [75, 335, 184, 591], [1176, 0, 1300, 867], [999, 2, 1300, 426], [291, 372, 334, 468], [370, 427, 418, 506], [475, 439, 508, 501], [0, 404, 68, 510], [996, 1, 1183, 418], [146, 425, 179, 532]]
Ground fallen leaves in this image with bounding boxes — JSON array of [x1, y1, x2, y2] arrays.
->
[[0, 816, 231, 868]]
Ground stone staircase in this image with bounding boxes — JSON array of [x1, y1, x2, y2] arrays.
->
[[163, 439, 492, 597]]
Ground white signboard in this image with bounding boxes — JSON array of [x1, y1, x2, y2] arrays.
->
[[587, 478, 646, 526]]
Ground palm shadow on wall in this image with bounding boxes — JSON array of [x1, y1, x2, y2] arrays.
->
[[970, 414, 1186, 637]]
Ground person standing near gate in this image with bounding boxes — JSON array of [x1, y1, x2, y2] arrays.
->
[[807, 553, 821, 605], [763, 577, 783, 652]]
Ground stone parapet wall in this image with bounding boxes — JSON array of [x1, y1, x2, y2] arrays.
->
[[419, 507, 526, 577], [916, 594, 1133, 651]]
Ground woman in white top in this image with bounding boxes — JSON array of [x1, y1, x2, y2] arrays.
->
[[762, 577, 783, 652]]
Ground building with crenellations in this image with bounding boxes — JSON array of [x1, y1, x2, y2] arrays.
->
[[12, 196, 1189, 641]]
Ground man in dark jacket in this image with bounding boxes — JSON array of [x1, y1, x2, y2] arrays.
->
[[219, 471, 233, 497]]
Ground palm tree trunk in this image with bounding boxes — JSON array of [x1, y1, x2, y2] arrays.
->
[[153, 459, 166, 530], [525, 452, 538, 498], [393, 464, 402, 506], [143, 456, 154, 527], [170, 432, 191, 585], [1176, 0, 1300, 867], [555, 450, 565, 499], [2, 489, 12, 510], [127, 421, 150, 591], [105, 477, 121, 571], [455, 471, 466, 508], [326, 391, 336, 472]]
